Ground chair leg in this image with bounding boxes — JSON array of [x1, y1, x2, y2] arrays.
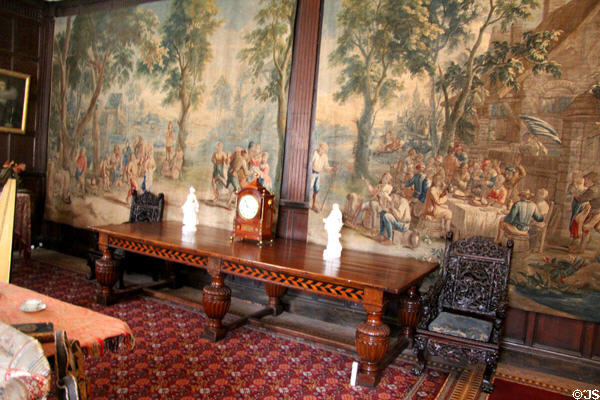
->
[[411, 336, 427, 375], [481, 354, 498, 394], [117, 264, 125, 290], [86, 254, 97, 280]]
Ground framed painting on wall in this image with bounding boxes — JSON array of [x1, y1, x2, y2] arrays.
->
[[0, 68, 30, 134]]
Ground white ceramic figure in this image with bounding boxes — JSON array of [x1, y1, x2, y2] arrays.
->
[[323, 203, 343, 260], [182, 186, 199, 233]]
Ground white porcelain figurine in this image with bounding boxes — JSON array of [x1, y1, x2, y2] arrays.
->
[[182, 186, 199, 233], [323, 203, 343, 260]]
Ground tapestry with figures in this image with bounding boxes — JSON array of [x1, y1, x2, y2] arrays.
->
[[45, 0, 296, 230], [308, 0, 600, 322]]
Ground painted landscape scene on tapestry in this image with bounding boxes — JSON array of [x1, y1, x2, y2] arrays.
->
[[309, 0, 600, 322], [45, 0, 296, 229]]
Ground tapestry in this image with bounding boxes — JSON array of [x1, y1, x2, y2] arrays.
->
[[309, 0, 600, 322], [45, 0, 297, 230]]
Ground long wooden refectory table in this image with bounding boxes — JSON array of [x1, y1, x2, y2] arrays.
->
[[90, 221, 437, 387]]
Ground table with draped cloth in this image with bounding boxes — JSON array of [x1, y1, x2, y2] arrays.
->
[[447, 196, 506, 240], [0, 282, 134, 357]]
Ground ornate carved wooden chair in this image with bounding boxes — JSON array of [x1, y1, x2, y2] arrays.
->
[[88, 189, 164, 288], [55, 330, 86, 400], [412, 232, 513, 393]]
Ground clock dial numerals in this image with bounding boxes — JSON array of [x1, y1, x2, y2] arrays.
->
[[238, 194, 259, 220]]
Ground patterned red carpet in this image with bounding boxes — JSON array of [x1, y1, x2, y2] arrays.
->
[[11, 258, 460, 400]]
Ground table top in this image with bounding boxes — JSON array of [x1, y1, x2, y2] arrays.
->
[[92, 221, 438, 295], [0, 282, 134, 357]]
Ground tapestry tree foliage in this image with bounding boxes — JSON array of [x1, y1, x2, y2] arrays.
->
[[52, 9, 159, 173], [426, 0, 561, 155], [331, 0, 562, 171], [392, 0, 477, 154], [240, 0, 296, 188], [330, 0, 434, 180], [208, 75, 232, 122], [139, 0, 222, 156]]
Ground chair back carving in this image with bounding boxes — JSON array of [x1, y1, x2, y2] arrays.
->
[[129, 190, 164, 223], [438, 232, 513, 319]]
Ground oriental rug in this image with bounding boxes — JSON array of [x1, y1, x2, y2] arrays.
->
[[10, 258, 460, 400], [9, 256, 583, 399]]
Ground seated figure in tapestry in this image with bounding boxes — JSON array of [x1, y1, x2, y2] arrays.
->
[[350, 172, 393, 234], [423, 173, 452, 233], [392, 147, 417, 187], [377, 193, 412, 245], [495, 189, 544, 243], [452, 162, 470, 193], [404, 164, 429, 204], [484, 174, 507, 207]]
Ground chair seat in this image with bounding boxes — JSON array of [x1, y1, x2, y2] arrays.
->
[[428, 311, 493, 342]]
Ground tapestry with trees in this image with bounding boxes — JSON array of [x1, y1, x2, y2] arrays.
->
[[45, 0, 296, 230], [308, 0, 600, 322]]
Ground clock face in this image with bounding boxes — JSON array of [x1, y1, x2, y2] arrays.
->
[[238, 194, 259, 220]]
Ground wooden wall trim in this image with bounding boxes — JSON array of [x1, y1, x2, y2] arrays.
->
[[0, 0, 44, 20], [505, 307, 600, 359], [277, 0, 322, 239]]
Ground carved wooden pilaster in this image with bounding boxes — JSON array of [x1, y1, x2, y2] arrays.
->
[[355, 289, 389, 387], [264, 283, 287, 315], [202, 258, 231, 342]]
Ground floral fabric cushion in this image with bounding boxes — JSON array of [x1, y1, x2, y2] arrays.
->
[[0, 322, 50, 400], [428, 311, 493, 342]]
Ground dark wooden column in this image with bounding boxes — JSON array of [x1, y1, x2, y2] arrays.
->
[[277, 0, 323, 241]]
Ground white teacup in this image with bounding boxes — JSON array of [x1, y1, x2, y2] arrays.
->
[[22, 298, 43, 310]]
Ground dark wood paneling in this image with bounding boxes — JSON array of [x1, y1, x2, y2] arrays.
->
[[581, 322, 595, 358], [278, 0, 322, 239], [533, 313, 584, 353], [13, 16, 40, 57], [594, 324, 600, 357], [0, 135, 9, 161], [504, 308, 527, 344], [0, 15, 12, 51], [277, 203, 308, 241], [0, 0, 50, 244], [11, 135, 35, 167]]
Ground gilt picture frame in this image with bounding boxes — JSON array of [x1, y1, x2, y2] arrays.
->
[[0, 68, 30, 134]]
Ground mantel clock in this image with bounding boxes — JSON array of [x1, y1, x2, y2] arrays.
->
[[231, 179, 274, 245]]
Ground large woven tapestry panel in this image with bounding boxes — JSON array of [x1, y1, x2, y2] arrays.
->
[[308, 0, 600, 322], [45, 0, 296, 230]]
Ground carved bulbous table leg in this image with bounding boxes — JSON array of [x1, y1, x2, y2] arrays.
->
[[202, 272, 231, 342], [355, 299, 390, 387], [264, 283, 287, 315], [398, 286, 421, 340], [95, 247, 120, 305]]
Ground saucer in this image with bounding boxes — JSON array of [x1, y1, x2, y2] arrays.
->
[[19, 299, 47, 313]]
